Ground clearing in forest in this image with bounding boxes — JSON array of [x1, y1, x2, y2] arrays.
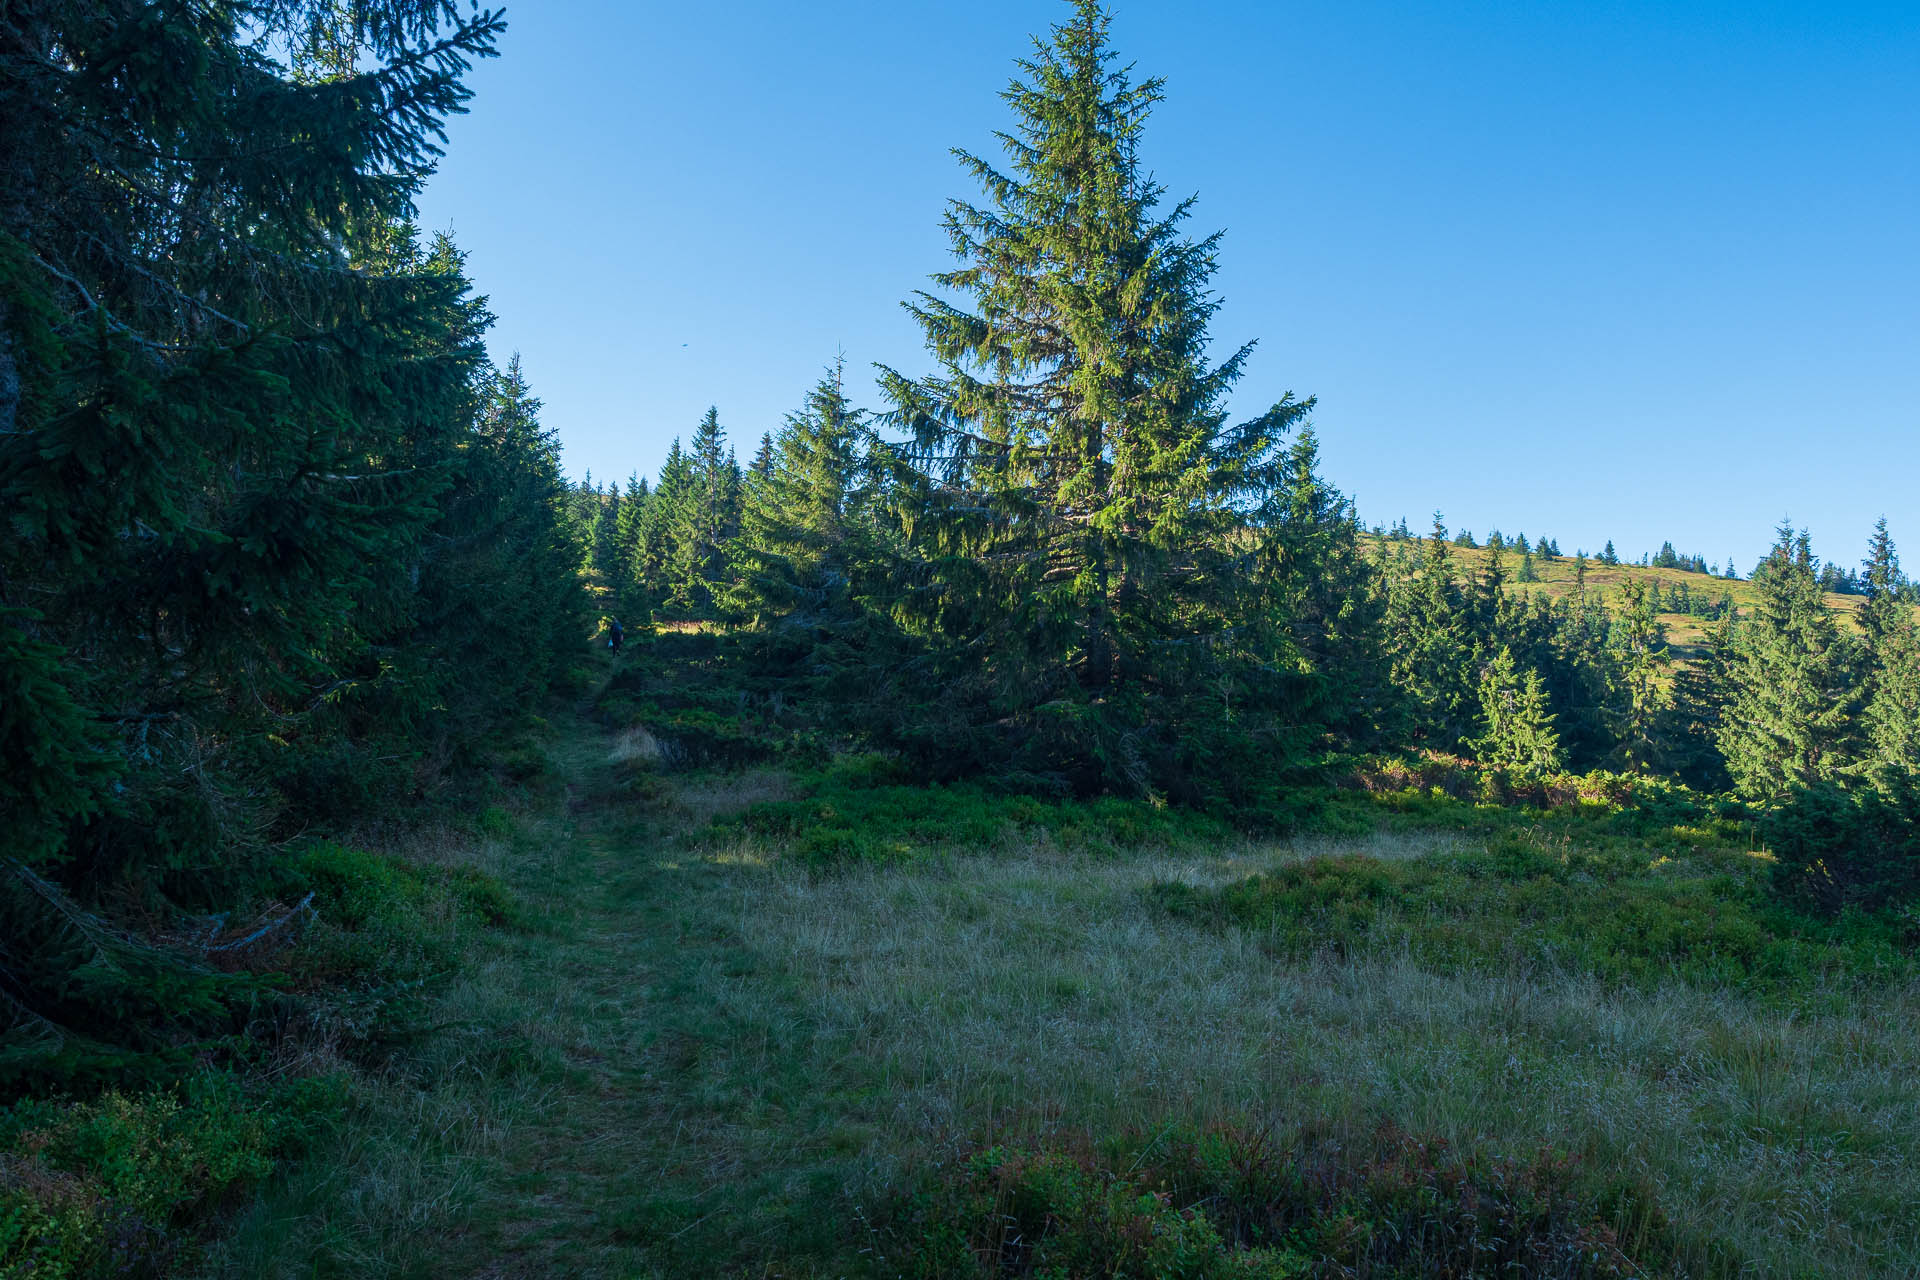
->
[[208, 698, 1920, 1279]]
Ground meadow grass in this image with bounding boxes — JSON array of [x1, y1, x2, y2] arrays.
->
[[196, 708, 1919, 1278], [726, 840, 1917, 1276]]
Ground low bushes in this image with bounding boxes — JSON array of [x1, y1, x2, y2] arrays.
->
[[1764, 778, 1920, 914], [1331, 759, 1747, 848], [722, 776, 1237, 866], [1149, 832, 1914, 994], [0, 1072, 340, 1278], [886, 1124, 1672, 1279], [1, 836, 522, 1276], [268, 841, 523, 990]]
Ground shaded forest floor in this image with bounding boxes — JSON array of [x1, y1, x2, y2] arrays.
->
[[200, 665, 1920, 1279]]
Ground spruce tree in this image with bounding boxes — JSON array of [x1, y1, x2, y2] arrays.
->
[[1541, 580, 1620, 766], [1607, 578, 1671, 771], [589, 484, 625, 583], [567, 474, 602, 552], [1859, 518, 1909, 662], [611, 474, 650, 602], [1269, 428, 1386, 743], [4, 0, 505, 845], [1469, 647, 1563, 779], [1858, 520, 1920, 786], [1864, 631, 1920, 787], [1717, 525, 1857, 803], [1467, 538, 1509, 647], [662, 409, 740, 616], [1662, 614, 1733, 790], [0, 0, 597, 1074], [729, 360, 879, 625], [636, 439, 691, 607], [403, 349, 587, 753], [1381, 516, 1476, 747], [877, 0, 1314, 794]]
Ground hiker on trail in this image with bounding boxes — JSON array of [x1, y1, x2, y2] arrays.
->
[[608, 617, 624, 654]]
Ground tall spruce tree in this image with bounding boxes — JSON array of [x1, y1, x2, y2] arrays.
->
[[1606, 577, 1671, 772], [610, 474, 650, 608], [0, 0, 595, 1075], [1662, 612, 1733, 790], [664, 407, 740, 616], [589, 483, 625, 584], [1268, 428, 1385, 743], [635, 439, 691, 607], [1858, 520, 1920, 786], [1469, 647, 1563, 780], [395, 349, 587, 764], [1859, 519, 1909, 667], [1380, 516, 1477, 748], [1717, 525, 1857, 803], [729, 361, 877, 625], [877, 0, 1313, 795]]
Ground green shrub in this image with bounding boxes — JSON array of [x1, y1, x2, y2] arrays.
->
[[1150, 833, 1914, 995], [725, 777, 1236, 866], [475, 804, 514, 838], [1764, 778, 1920, 914], [888, 1125, 1661, 1279], [270, 842, 523, 1010], [448, 865, 524, 929], [290, 842, 426, 931], [497, 745, 550, 783], [0, 1072, 338, 1279], [266, 735, 408, 830]]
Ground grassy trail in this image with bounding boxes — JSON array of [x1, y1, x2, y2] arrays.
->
[[205, 691, 1920, 1278], [206, 692, 854, 1276]]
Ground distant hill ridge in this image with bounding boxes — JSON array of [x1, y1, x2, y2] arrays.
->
[[1362, 534, 1915, 657]]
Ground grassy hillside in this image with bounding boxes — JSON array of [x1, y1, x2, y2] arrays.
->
[[1365, 535, 1906, 656]]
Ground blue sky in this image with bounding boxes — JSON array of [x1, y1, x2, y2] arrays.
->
[[415, 1, 1919, 572]]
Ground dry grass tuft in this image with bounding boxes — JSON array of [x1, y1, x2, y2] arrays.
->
[[674, 767, 793, 827], [608, 724, 661, 764]]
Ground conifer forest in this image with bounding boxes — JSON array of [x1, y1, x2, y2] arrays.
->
[[2, 3, 1917, 1277]]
